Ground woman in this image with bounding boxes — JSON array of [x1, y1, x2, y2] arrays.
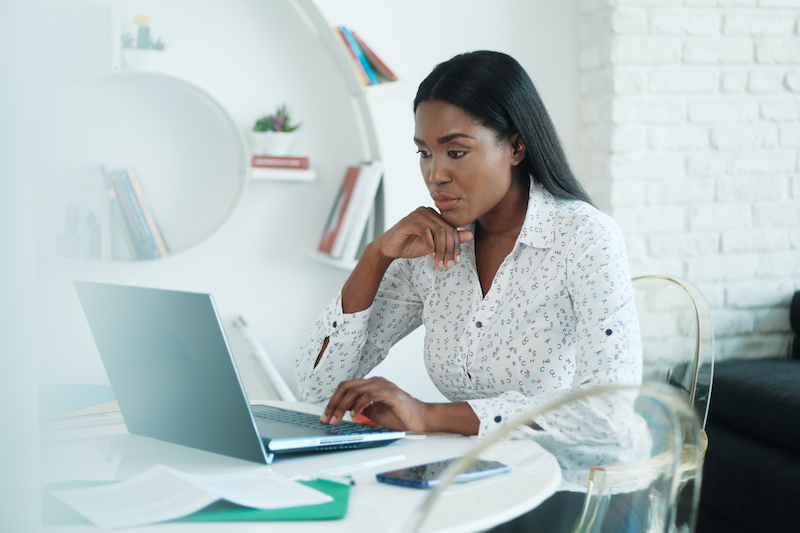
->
[[296, 52, 643, 526]]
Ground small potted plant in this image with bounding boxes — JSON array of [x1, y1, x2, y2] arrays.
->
[[250, 105, 301, 156], [120, 15, 167, 71]]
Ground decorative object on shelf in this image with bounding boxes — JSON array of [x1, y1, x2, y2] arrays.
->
[[121, 15, 166, 72], [334, 26, 397, 86], [318, 160, 383, 261], [100, 165, 169, 261], [251, 155, 309, 170], [250, 154, 315, 182], [250, 104, 301, 156], [55, 204, 102, 260]]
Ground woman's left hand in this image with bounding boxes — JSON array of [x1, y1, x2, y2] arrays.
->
[[319, 377, 429, 432]]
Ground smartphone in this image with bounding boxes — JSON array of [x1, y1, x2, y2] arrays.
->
[[375, 457, 510, 489]]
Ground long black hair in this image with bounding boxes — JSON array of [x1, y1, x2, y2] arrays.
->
[[414, 50, 592, 205]]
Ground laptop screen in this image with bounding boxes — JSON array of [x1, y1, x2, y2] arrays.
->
[[74, 281, 270, 464]]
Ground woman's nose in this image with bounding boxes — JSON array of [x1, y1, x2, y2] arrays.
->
[[427, 157, 451, 185]]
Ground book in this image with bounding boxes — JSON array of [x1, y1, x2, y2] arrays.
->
[[339, 26, 379, 85], [127, 168, 169, 258], [102, 167, 148, 260], [116, 169, 158, 258], [333, 26, 370, 86], [318, 165, 362, 255], [340, 161, 383, 261], [100, 165, 168, 260], [251, 155, 309, 170], [105, 187, 135, 260], [352, 31, 398, 82]]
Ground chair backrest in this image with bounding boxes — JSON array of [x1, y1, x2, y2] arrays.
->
[[405, 383, 705, 533], [632, 275, 715, 428]]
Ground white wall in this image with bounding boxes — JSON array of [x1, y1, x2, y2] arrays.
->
[[30, 0, 580, 404], [1, 1, 39, 529], [576, 0, 800, 362]]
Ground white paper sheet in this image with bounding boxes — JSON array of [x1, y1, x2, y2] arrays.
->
[[52, 464, 333, 530]]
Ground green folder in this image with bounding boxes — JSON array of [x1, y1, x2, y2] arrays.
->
[[42, 478, 350, 525]]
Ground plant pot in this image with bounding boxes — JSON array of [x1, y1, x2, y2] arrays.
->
[[121, 49, 166, 72], [250, 131, 296, 156]]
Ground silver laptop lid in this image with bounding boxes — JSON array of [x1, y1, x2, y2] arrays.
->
[[74, 281, 271, 464], [74, 281, 404, 465]]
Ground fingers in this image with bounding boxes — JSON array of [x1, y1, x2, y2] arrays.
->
[[380, 207, 471, 269], [320, 378, 379, 425], [419, 208, 465, 270], [319, 378, 394, 425]]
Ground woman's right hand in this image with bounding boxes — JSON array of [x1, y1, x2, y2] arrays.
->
[[375, 207, 474, 269]]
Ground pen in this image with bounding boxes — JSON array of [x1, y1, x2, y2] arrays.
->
[[317, 475, 356, 486]]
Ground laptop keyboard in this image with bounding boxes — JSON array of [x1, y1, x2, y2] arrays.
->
[[251, 405, 395, 435]]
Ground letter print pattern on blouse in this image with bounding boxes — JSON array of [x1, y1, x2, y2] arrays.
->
[[297, 183, 642, 450]]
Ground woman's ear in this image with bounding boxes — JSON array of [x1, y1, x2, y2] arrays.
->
[[509, 134, 526, 166]]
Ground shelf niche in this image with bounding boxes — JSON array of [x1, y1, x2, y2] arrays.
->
[[37, 72, 247, 262]]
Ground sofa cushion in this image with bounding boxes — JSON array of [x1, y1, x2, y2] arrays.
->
[[708, 359, 800, 456], [700, 421, 800, 533]]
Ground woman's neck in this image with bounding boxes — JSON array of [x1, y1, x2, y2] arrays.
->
[[475, 176, 529, 241]]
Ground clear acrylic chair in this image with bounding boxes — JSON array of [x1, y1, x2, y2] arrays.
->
[[632, 275, 714, 429], [632, 276, 714, 531], [405, 383, 705, 533]]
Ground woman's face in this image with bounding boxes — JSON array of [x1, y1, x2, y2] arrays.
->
[[413, 100, 526, 229]]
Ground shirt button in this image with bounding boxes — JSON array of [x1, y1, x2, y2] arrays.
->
[[476, 321, 483, 328], [494, 415, 502, 423], [605, 329, 613, 336], [332, 321, 338, 329]]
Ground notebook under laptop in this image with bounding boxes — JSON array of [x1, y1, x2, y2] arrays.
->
[[73, 281, 404, 465]]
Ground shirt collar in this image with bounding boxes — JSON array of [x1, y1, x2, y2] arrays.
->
[[517, 181, 556, 249], [462, 181, 556, 256]]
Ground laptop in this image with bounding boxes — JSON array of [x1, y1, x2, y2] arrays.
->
[[73, 281, 404, 464]]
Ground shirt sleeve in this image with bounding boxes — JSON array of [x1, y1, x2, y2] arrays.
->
[[466, 212, 643, 473], [295, 260, 425, 403]]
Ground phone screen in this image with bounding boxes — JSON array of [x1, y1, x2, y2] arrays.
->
[[376, 458, 510, 489]]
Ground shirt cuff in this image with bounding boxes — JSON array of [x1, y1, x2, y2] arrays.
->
[[311, 291, 372, 374], [466, 395, 544, 439]]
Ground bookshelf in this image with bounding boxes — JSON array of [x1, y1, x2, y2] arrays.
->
[[34, 0, 399, 269], [36, 0, 402, 270], [294, 0, 400, 271], [32, 0, 415, 416]]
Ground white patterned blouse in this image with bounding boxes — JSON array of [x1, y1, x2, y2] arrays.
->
[[297, 182, 643, 484]]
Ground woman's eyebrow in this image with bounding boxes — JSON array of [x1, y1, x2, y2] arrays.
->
[[413, 133, 474, 146], [437, 133, 473, 144]]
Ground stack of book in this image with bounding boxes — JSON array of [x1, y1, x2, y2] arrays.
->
[[333, 26, 398, 87], [318, 161, 383, 262], [101, 166, 169, 260]]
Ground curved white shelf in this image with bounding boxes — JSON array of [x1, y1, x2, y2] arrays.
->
[[250, 168, 317, 182], [38, 72, 247, 261]]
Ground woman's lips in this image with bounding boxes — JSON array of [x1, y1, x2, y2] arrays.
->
[[432, 193, 459, 212]]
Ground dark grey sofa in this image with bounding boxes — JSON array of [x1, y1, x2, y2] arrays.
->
[[697, 292, 800, 533]]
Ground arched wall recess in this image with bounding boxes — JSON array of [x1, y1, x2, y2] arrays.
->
[[39, 72, 247, 261]]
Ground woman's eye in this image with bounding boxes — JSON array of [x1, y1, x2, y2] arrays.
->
[[449, 150, 466, 159], [417, 150, 431, 159]]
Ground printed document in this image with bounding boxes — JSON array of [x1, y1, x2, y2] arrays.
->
[[53, 464, 333, 529]]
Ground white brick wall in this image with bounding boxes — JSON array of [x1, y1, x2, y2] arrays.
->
[[577, 0, 800, 362]]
